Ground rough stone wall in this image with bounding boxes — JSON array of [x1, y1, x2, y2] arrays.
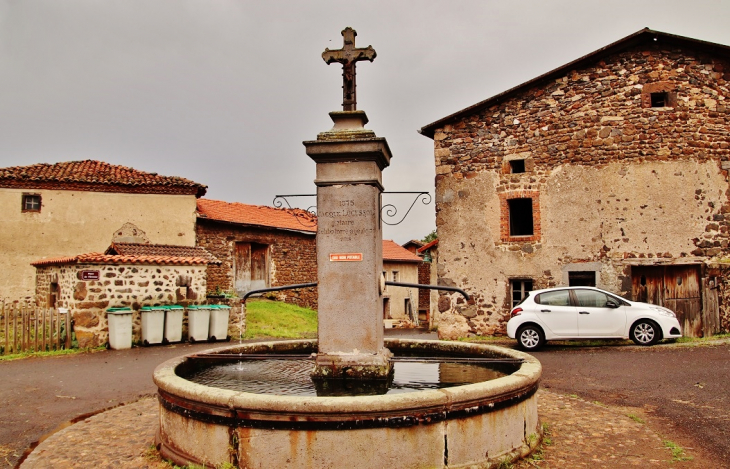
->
[[418, 262, 431, 314], [35, 263, 207, 348], [196, 220, 317, 309], [433, 44, 730, 337]]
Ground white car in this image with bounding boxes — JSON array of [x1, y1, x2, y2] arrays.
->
[[507, 286, 682, 351]]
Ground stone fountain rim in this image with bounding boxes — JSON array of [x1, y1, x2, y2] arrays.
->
[[153, 338, 541, 415]]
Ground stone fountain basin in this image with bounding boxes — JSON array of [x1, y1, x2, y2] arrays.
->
[[154, 338, 542, 469]]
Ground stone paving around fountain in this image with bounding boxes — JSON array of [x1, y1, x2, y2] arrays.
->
[[19, 390, 705, 468]]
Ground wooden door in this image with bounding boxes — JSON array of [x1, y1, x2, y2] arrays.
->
[[663, 265, 702, 338], [234, 243, 252, 294], [250, 244, 269, 291], [702, 276, 720, 336], [632, 265, 702, 338], [631, 266, 664, 305]]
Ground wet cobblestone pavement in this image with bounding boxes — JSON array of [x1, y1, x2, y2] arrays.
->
[[20, 390, 713, 468]]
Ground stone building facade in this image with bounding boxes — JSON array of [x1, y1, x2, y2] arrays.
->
[[196, 199, 318, 309], [382, 240, 422, 322], [33, 254, 210, 348], [420, 28, 730, 338], [0, 160, 206, 300]]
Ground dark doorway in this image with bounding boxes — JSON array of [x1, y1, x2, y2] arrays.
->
[[569, 271, 596, 287]]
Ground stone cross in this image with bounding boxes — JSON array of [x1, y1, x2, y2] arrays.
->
[[322, 27, 376, 111]]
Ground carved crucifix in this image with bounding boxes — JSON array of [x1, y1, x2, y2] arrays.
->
[[322, 27, 377, 111]]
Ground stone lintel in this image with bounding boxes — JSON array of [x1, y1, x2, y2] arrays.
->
[[304, 138, 392, 170]]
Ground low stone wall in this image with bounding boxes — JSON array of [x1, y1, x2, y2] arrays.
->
[[35, 263, 207, 348]]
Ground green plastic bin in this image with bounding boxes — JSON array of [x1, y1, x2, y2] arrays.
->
[[208, 304, 232, 342], [107, 307, 133, 350], [140, 306, 165, 346], [164, 305, 185, 344], [187, 305, 211, 342]]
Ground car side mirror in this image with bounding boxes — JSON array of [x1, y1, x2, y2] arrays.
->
[[605, 299, 619, 308]]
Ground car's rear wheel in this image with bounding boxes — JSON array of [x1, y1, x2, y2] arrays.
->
[[630, 320, 660, 346], [517, 325, 545, 351]]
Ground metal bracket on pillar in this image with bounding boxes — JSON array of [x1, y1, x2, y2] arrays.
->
[[380, 192, 431, 226], [273, 194, 317, 228], [274, 191, 431, 227]]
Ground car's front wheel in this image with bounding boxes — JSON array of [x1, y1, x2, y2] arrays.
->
[[630, 320, 660, 346], [517, 325, 545, 351]]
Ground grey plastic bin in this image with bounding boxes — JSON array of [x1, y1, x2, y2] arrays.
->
[[208, 304, 231, 342], [107, 307, 133, 350], [164, 305, 185, 344], [140, 306, 165, 345], [187, 305, 211, 343]]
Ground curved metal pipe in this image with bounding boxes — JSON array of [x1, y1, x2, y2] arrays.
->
[[385, 281, 470, 301], [242, 283, 318, 302]]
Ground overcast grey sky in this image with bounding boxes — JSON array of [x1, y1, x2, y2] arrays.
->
[[1, 1, 729, 243]]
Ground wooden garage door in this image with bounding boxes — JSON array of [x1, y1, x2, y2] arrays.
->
[[632, 265, 702, 337]]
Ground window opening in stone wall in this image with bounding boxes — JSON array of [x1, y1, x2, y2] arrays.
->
[[509, 159, 525, 174], [650, 92, 668, 108], [393, 271, 399, 282], [511, 279, 533, 308], [22, 194, 41, 212], [508, 198, 533, 236], [569, 271, 596, 287], [49, 282, 58, 308]]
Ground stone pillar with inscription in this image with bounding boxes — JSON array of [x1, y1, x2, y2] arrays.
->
[[304, 110, 393, 379]]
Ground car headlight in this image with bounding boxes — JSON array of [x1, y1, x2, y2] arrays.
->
[[649, 306, 676, 318]]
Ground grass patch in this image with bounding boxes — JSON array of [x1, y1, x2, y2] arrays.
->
[[458, 335, 511, 343], [243, 299, 317, 339], [627, 413, 645, 424], [0, 346, 103, 362], [663, 439, 693, 462]]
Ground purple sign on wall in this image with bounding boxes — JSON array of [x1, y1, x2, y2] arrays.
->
[[81, 270, 100, 281]]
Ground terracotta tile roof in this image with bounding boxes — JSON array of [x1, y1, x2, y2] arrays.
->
[[31, 253, 211, 267], [383, 239, 423, 263], [106, 243, 221, 264], [418, 238, 439, 253], [197, 199, 317, 233], [0, 160, 207, 197]]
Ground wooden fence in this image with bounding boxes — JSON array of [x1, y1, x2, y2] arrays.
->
[[1, 301, 72, 355]]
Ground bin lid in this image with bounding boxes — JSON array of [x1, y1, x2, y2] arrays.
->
[[107, 307, 132, 313], [169, 305, 184, 310], [140, 306, 154, 311], [187, 305, 209, 310]]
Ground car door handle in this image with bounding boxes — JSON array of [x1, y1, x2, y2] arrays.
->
[[540, 309, 551, 313], [579, 311, 590, 315]]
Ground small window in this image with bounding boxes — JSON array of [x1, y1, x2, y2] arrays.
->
[[650, 92, 668, 108], [511, 279, 533, 308], [569, 271, 596, 287], [509, 159, 525, 174], [392, 271, 399, 282], [536, 290, 571, 307], [508, 198, 534, 236], [22, 194, 41, 212]]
